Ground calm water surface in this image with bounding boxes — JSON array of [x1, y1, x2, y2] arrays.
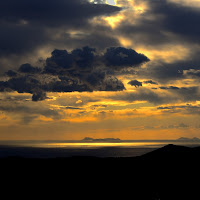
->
[[1, 140, 200, 148], [0, 140, 200, 158]]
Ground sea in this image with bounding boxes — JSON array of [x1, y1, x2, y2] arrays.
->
[[0, 140, 199, 158]]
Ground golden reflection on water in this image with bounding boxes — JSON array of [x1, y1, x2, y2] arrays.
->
[[31, 142, 165, 148], [1, 141, 200, 148]]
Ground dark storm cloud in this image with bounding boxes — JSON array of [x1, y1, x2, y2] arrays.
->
[[5, 70, 17, 77], [0, 0, 121, 27], [45, 46, 149, 74], [43, 46, 148, 92], [0, 0, 121, 60], [18, 64, 41, 74], [128, 80, 142, 87], [117, 0, 200, 46], [45, 47, 96, 74], [7, 76, 40, 94], [86, 71, 106, 86], [114, 0, 200, 82], [0, 23, 48, 56], [0, 81, 10, 92], [32, 90, 47, 102], [149, 0, 200, 42], [0, 46, 148, 100], [104, 47, 150, 69]]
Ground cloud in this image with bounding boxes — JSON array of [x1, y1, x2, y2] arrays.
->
[[143, 80, 158, 85], [109, 86, 200, 105], [44, 47, 95, 74], [136, 59, 200, 83], [116, 0, 200, 47], [173, 87, 200, 102], [0, 100, 61, 124], [0, 23, 48, 56], [110, 88, 173, 105], [0, 0, 121, 28], [65, 106, 82, 110], [18, 64, 41, 74], [104, 47, 150, 69], [44, 46, 149, 78], [128, 80, 142, 88], [157, 106, 172, 110], [32, 90, 47, 102], [149, 0, 200, 43], [133, 123, 190, 130], [1, 46, 149, 100], [5, 70, 17, 77], [106, 1, 200, 84], [0, 0, 122, 73], [177, 123, 189, 128], [159, 86, 180, 90], [157, 104, 200, 115], [106, 0, 200, 84], [106, 0, 200, 83], [184, 69, 200, 77]]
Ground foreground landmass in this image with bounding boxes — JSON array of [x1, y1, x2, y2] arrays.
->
[[0, 144, 199, 199]]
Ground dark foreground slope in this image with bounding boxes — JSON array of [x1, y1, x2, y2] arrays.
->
[[0, 144, 200, 199]]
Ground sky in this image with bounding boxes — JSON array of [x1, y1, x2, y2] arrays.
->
[[1, 0, 200, 140]]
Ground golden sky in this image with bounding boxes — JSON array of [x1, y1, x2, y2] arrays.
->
[[0, 0, 200, 140]]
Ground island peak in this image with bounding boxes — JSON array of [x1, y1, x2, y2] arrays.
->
[[82, 137, 121, 142]]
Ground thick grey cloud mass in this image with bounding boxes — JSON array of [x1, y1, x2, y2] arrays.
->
[[0, 46, 149, 101], [0, 0, 120, 27], [0, 23, 48, 56], [149, 0, 200, 42], [18, 64, 42, 74], [117, 0, 200, 46], [1, 0, 200, 105], [111, 0, 200, 82], [104, 47, 150, 69], [0, 0, 121, 70]]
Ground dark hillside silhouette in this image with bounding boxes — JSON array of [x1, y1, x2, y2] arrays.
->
[[0, 144, 199, 199]]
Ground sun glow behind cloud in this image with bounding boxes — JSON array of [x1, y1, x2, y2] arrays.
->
[[104, 0, 148, 29], [107, 0, 116, 5], [104, 14, 124, 28]]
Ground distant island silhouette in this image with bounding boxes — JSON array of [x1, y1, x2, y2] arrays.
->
[[177, 137, 200, 141], [82, 137, 200, 142], [82, 137, 121, 142]]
